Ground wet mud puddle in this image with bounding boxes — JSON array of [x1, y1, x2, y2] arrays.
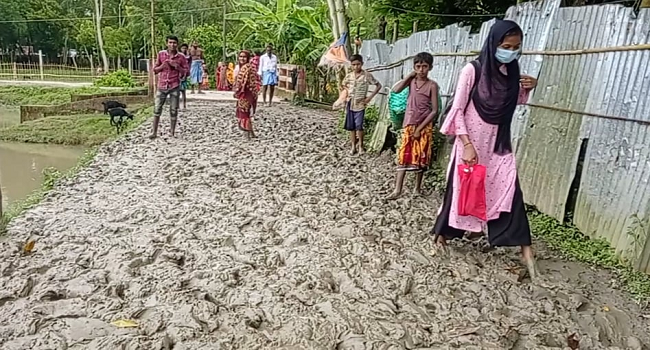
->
[[0, 141, 85, 207], [0, 102, 649, 350]]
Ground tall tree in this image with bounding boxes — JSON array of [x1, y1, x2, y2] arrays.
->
[[94, 0, 110, 71]]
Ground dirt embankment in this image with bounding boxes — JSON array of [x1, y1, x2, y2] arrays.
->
[[1, 102, 649, 349]]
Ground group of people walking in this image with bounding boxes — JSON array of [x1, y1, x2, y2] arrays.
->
[[151, 20, 540, 278], [338, 20, 540, 278], [150, 37, 279, 140]]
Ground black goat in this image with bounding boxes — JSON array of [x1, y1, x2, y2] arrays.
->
[[108, 107, 134, 134], [102, 100, 127, 115]]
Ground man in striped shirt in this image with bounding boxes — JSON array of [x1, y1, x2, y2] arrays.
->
[[151, 35, 189, 139]]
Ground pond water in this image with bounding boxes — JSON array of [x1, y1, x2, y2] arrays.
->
[[0, 142, 86, 208], [0, 106, 20, 128]]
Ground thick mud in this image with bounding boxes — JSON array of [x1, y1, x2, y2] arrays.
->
[[1, 101, 649, 350]]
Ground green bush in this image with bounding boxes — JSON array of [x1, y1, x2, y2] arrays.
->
[[94, 70, 136, 88]]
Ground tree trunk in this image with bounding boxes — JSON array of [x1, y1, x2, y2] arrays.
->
[[326, 0, 340, 40], [392, 19, 399, 43], [94, 0, 109, 72], [378, 17, 387, 40], [641, 0, 650, 8], [333, 0, 350, 53]]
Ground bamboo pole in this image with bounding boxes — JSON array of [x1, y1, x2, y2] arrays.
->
[[526, 103, 650, 126], [366, 43, 650, 72]]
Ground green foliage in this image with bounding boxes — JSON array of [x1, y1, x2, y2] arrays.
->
[[186, 25, 224, 69], [226, 0, 331, 65], [93, 70, 136, 88], [0, 86, 106, 106], [0, 105, 151, 146], [528, 208, 650, 301]]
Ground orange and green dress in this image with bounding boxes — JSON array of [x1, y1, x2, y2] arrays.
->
[[397, 79, 437, 171]]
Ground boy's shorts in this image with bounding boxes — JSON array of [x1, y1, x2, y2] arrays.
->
[[344, 101, 365, 131]]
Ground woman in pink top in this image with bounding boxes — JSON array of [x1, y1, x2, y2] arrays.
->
[[431, 20, 539, 278]]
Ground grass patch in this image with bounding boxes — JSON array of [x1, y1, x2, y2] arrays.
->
[[0, 86, 106, 106], [0, 105, 152, 146], [0, 105, 153, 234], [425, 159, 650, 302], [528, 209, 650, 301]]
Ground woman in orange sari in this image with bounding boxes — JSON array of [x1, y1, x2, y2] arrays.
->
[[234, 51, 260, 139]]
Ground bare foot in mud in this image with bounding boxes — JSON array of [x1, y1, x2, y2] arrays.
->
[[466, 231, 483, 241], [385, 190, 402, 200], [350, 148, 357, 156], [432, 234, 449, 256]]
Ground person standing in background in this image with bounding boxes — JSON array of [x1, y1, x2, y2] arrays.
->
[[179, 43, 191, 110], [258, 44, 279, 107], [189, 41, 204, 94], [234, 51, 260, 139], [151, 35, 188, 139]]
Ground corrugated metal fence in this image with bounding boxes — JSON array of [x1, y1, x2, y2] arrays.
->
[[360, 0, 650, 272]]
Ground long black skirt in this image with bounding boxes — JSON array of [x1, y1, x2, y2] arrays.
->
[[431, 160, 532, 247]]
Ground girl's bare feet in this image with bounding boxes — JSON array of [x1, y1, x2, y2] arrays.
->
[[350, 148, 357, 156], [385, 190, 402, 200]]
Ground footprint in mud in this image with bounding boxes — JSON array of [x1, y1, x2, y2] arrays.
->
[[0, 101, 648, 349]]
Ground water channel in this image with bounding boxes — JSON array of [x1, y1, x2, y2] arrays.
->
[[0, 142, 85, 208]]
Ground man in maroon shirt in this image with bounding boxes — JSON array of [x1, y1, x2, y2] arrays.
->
[[150, 35, 189, 139]]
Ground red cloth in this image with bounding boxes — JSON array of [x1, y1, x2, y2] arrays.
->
[[155, 50, 189, 90], [250, 56, 261, 91], [457, 164, 487, 221]]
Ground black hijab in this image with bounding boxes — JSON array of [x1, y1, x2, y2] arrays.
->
[[471, 20, 523, 155]]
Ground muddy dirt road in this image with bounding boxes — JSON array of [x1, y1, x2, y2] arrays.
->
[[1, 101, 649, 349]]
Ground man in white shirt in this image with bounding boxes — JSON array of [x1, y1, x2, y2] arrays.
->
[[257, 44, 279, 106]]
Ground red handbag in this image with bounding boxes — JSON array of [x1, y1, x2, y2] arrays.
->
[[457, 164, 487, 220]]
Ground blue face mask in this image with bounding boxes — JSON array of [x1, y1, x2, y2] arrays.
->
[[495, 48, 521, 64]]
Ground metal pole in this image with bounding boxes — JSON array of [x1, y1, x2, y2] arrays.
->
[[222, 2, 227, 62]]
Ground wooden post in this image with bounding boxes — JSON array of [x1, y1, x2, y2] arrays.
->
[[128, 58, 133, 74], [413, 20, 418, 34], [38, 50, 44, 80], [89, 55, 95, 78], [12, 62, 17, 79], [641, 0, 650, 8]]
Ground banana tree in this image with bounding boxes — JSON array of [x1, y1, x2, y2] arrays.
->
[[225, 0, 323, 62]]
